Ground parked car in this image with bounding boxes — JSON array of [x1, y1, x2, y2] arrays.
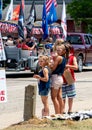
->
[[67, 32, 92, 72]]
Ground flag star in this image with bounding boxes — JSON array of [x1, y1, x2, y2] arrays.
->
[[51, 15, 53, 21]]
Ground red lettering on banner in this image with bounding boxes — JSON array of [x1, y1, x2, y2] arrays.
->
[[0, 90, 5, 101], [0, 78, 5, 80], [0, 96, 5, 101], [0, 90, 5, 95]]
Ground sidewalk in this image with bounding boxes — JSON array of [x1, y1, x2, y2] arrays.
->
[[0, 112, 23, 130], [0, 94, 92, 130]]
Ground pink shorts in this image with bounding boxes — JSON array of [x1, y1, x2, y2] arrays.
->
[[51, 74, 63, 89]]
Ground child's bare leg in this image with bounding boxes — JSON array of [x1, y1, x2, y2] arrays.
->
[[57, 88, 64, 114], [51, 88, 60, 114], [41, 96, 49, 117], [63, 99, 66, 113], [68, 98, 73, 113]]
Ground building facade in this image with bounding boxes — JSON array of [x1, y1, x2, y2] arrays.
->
[[14, 0, 72, 4]]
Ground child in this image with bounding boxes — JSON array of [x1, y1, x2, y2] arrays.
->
[[50, 44, 68, 114], [62, 42, 78, 114], [33, 55, 50, 117]]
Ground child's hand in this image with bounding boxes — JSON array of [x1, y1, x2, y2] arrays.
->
[[33, 74, 41, 79], [52, 53, 57, 61], [66, 64, 70, 69], [49, 60, 54, 69]]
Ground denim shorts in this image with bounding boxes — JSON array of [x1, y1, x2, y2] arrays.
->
[[62, 83, 76, 99], [39, 88, 50, 96]]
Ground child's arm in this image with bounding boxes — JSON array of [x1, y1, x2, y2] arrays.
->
[[49, 59, 54, 70], [33, 68, 49, 82], [41, 68, 49, 82], [66, 57, 78, 70], [51, 56, 62, 71]]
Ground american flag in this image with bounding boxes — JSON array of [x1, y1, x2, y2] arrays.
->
[[46, 0, 57, 13], [61, 0, 67, 40]]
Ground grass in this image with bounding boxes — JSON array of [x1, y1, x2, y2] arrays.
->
[[4, 117, 92, 130]]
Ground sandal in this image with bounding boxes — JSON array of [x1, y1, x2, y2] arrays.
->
[[68, 112, 73, 115], [63, 112, 66, 114]]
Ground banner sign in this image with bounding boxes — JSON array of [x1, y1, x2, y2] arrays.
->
[[0, 21, 18, 33], [31, 26, 62, 35], [0, 69, 7, 103]]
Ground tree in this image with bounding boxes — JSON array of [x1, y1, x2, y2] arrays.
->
[[3, 0, 10, 9], [67, 0, 92, 33], [67, 0, 92, 20]]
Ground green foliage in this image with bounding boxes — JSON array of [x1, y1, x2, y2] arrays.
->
[[67, 0, 92, 20], [67, 0, 92, 33], [3, 0, 11, 9]]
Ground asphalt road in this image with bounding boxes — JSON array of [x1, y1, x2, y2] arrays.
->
[[0, 67, 92, 129]]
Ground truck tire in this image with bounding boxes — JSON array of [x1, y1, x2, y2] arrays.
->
[[77, 56, 83, 72]]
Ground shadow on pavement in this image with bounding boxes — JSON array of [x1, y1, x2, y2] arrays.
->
[[6, 71, 34, 78]]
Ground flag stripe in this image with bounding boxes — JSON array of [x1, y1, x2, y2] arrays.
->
[[47, 0, 57, 24], [46, 0, 57, 13], [61, 0, 67, 40]]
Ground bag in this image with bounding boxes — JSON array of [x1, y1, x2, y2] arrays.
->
[[63, 68, 75, 85], [7, 59, 17, 68]]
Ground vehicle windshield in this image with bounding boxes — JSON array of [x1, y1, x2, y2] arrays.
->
[[67, 35, 82, 45]]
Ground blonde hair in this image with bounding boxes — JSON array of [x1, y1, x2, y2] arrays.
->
[[55, 43, 70, 61], [54, 38, 64, 51], [38, 55, 50, 66]]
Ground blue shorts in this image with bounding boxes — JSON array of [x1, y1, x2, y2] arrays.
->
[[39, 88, 50, 96], [62, 84, 76, 99]]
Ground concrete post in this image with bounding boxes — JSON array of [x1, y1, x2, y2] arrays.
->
[[23, 84, 37, 121]]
